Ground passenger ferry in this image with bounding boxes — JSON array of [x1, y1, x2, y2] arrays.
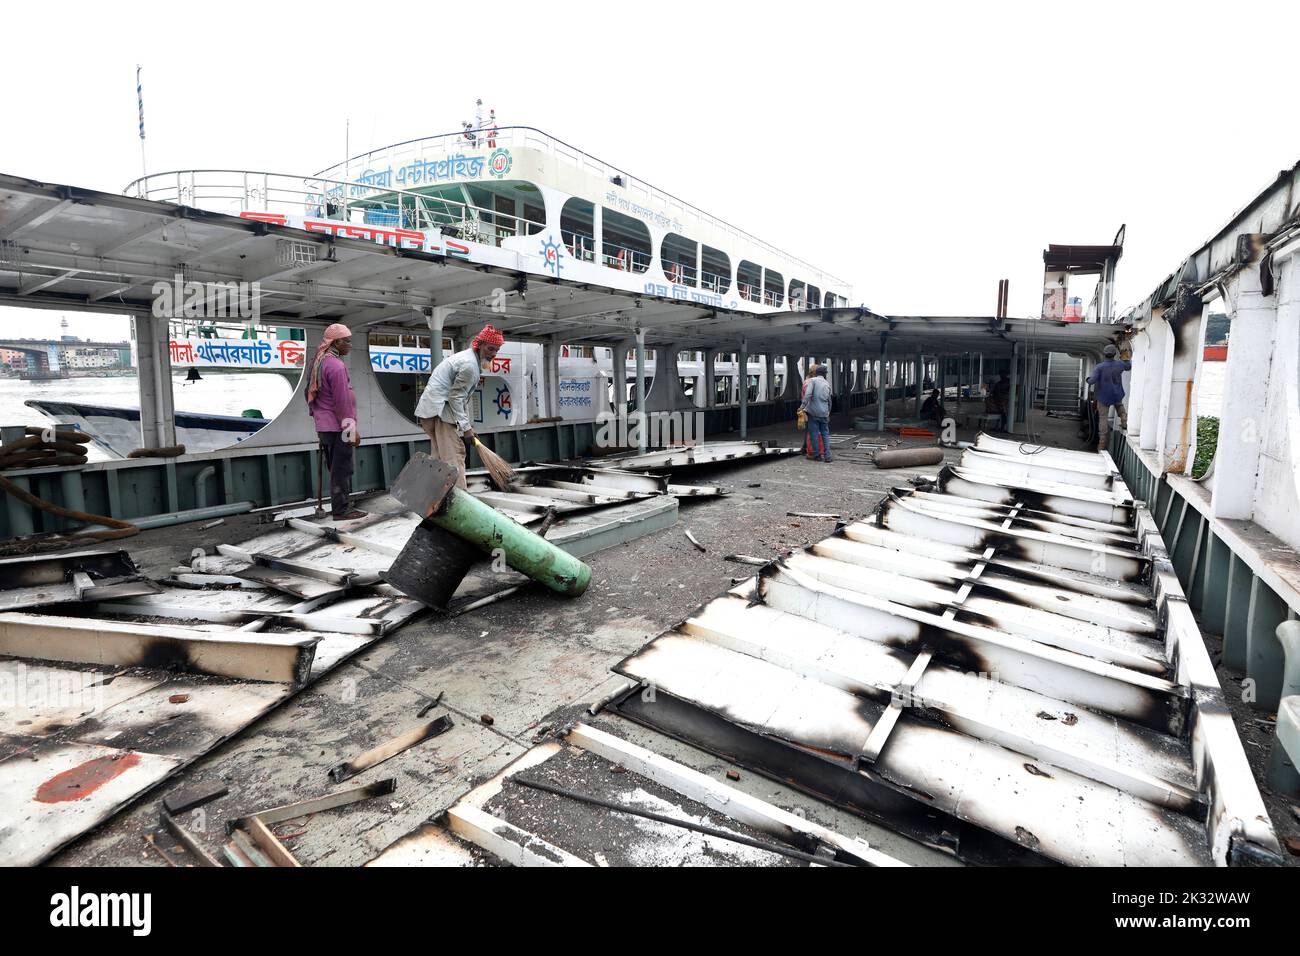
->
[[108, 125, 856, 444]]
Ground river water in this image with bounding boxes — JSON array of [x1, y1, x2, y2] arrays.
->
[[0, 372, 296, 461]]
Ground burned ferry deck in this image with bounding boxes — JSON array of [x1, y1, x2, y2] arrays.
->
[[2, 153, 1300, 868], [0, 410, 1288, 868]]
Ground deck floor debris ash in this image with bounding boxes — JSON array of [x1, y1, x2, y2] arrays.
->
[[0, 488, 682, 865], [370, 722, 902, 867], [604, 434, 1282, 866]]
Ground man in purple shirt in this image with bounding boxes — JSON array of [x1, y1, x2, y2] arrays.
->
[[306, 323, 366, 520], [1086, 344, 1132, 451]]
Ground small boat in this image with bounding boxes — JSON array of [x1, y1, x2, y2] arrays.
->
[[26, 399, 267, 459]]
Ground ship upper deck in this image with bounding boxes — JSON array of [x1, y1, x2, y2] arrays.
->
[[124, 127, 851, 312], [310, 126, 849, 292]]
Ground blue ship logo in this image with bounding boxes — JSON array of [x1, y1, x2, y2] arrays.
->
[[539, 236, 564, 278]]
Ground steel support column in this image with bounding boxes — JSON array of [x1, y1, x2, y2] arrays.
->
[[634, 327, 647, 453], [739, 338, 749, 439]]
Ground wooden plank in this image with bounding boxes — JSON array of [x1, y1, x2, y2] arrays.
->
[[241, 818, 301, 867], [230, 828, 273, 867]]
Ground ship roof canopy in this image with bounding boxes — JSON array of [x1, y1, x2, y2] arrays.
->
[[0, 174, 1120, 358]]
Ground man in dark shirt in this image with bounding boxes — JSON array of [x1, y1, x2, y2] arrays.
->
[[920, 388, 946, 426], [986, 373, 1012, 430], [1087, 344, 1132, 451]]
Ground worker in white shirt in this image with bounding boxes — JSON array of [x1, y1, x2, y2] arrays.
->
[[414, 325, 505, 488]]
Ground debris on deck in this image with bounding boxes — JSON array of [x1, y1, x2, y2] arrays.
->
[[597, 434, 1281, 866], [0, 469, 682, 865]]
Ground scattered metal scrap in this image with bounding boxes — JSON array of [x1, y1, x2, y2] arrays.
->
[[370, 722, 902, 867], [329, 715, 454, 783], [587, 440, 798, 474], [507, 775, 855, 867], [603, 433, 1283, 867], [161, 810, 221, 868], [0, 550, 160, 611], [230, 778, 397, 832], [684, 529, 706, 552], [163, 781, 229, 816]]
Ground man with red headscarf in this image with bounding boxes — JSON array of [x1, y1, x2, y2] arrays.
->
[[306, 323, 366, 520], [415, 325, 505, 488]]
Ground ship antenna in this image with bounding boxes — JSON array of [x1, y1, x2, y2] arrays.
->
[[136, 65, 147, 180]]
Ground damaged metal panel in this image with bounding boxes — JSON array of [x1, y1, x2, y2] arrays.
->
[[810, 536, 1157, 635], [0, 612, 318, 685], [879, 495, 1147, 580], [589, 441, 799, 472], [676, 597, 1196, 807], [0, 550, 161, 611], [613, 631, 1206, 866], [0, 668, 288, 866], [793, 546, 1164, 672], [605, 434, 1281, 866], [0, 740, 182, 866], [748, 563, 1186, 731], [372, 723, 903, 867], [960, 449, 1116, 491], [840, 521, 1151, 605], [940, 466, 1133, 525]]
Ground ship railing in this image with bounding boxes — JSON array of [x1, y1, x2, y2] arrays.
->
[[700, 271, 729, 293], [564, 233, 597, 262], [123, 169, 544, 251], [663, 263, 699, 286], [306, 126, 850, 293], [601, 243, 652, 274]]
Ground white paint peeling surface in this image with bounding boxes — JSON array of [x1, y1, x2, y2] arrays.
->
[[611, 435, 1280, 866]]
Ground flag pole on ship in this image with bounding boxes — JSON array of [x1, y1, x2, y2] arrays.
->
[[136, 65, 147, 183]]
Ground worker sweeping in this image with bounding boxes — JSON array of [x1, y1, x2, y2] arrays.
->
[[415, 324, 510, 489]]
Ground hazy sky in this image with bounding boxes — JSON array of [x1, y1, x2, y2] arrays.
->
[[3, 0, 1298, 341]]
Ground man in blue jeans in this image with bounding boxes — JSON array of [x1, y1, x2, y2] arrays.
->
[[1086, 344, 1132, 451], [800, 364, 833, 462]]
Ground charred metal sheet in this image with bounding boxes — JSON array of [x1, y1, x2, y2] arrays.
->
[[589, 441, 799, 472], [231, 566, 345, 601], [613, 631, 1205, 865], [600, 432, 1279, 866], [0, 740, 181, 866], [879, 495, 1147, 581], [939, 465, 1133, 524], [372, 724, 904, 867], [0, 612, 318, 686], [0, 550, 160, 611], [752, 563, 1184, 731]]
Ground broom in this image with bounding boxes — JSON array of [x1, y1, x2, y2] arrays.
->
[[473, 438, 514, 490]]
